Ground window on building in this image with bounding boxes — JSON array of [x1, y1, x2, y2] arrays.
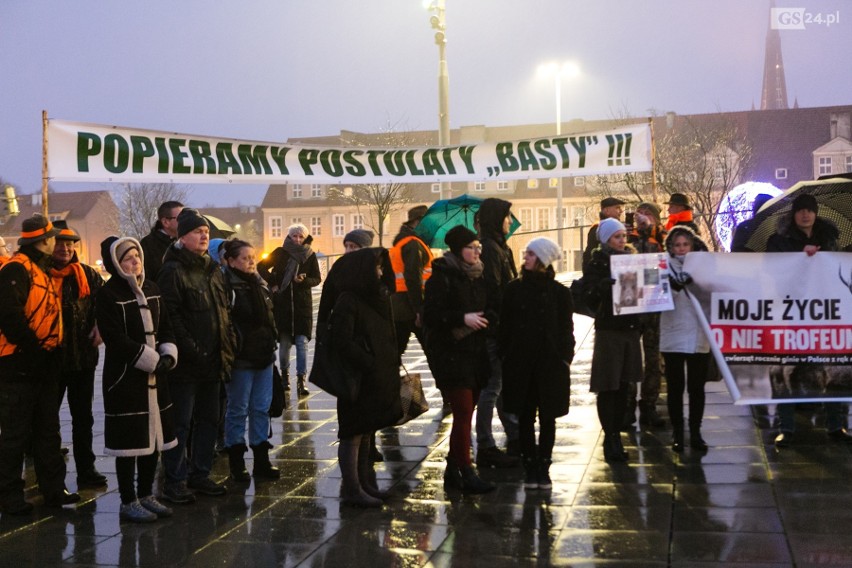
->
[[431, 183, 441, 194], [292, 184, 302, 199], [713, 165, 725, 181], [573, 176, 585, 187], [270, 216, 282, 239], [519, 208, 533, 230], [549, 178, 559, 188], [352, 214, 364, 229], [311, 184, 322, 198], [571, 206, 585, 227], [311, 216, 322, 236], [775, 168, 788, 180], [527, 179, 539, 189], [537, 207, 550, 231], [291, 217, 302, 226], [819, 156, 832, 175], [497, 180, 509, 192], [333, 214, 345, 237], [474, 181, 486, 192], [846, 155, 852, 173]]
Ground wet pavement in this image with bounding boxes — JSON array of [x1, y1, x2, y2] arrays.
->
[[2, 281, 851, 567]]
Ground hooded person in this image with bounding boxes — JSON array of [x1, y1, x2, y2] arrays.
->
[[474, 198, 521, 467], [320, 247, 402, 507], [0, 214, 79, 515], [499, 236, 574, 490], [96, 236, 179, 522], [50, 220, 108, 489], [424, 225, 496, 493], [730, 193, 774, 252]]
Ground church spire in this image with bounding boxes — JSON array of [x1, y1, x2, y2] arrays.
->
[[760, 0, 789, 110]]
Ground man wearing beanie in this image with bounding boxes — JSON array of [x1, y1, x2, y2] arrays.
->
[[583, 197, 625, 271], [475, 197, 520, 467], [766, 192, 850, 446], [50, 220, 109, 488], [140, 200, 184, 281], [343, 229, 374, 253], [389, 205, 433, 356], [157, 208, 236, 502], [0, 214, 80, 514], [625, 202, 667, 430]]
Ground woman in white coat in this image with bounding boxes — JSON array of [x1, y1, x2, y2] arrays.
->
[[660, 226, 710, 453]]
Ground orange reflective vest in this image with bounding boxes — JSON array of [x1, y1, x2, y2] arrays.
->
[[388, 236, 433, 293], [0, 253, 63, 356]]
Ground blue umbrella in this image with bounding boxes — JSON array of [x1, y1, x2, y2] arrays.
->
[[415, 194, 521, 249]]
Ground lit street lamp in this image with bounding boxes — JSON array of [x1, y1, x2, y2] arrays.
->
[[537, 61, 580, 271], [425, 0, 450, 200]]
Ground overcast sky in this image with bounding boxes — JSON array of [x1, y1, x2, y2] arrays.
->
[[2, 0, 849, 207]]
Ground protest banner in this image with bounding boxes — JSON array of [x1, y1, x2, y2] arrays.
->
[[609, 252, 674, 315], [683, 251, 852, 404], [45, 119, 652, 184]]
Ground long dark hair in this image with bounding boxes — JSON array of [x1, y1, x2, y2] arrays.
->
[[222, 239, 252, 261]]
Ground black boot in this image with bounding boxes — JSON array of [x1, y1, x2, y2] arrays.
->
[[251, 442, 281, 479], [639, 402, 665, 428], [339, 437, 381, 508], [227, 444, 251, 482], [522, 456, 539, 490], [672, 430, 684, 453], [443, 457, 464, 489], [296, 375, 309, 397], [538, 458, 553, 490], [690, 430, 709, 452], [459, 466, 495, 494], [358, 435, 389, 500], [283, 370, 291, 392], [603, 434, 627, 463]]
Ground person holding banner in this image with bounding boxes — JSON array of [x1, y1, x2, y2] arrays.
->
[[583, 218, 643, 463], [766, 194, 852, 446], [661, 226, 711, 452]]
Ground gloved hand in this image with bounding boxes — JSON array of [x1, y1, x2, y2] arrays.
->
[[154, 355, 176, 375], [669, 271, 693, 291], [597, 277, 616, 291]]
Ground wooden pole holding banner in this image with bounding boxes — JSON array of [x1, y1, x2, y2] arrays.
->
[[648, 117, 658, 205], [42, 110, 49, 217]]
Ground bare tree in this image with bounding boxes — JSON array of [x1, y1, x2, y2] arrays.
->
[[116, 183, 191, 240], [326, 121, 419, 247]]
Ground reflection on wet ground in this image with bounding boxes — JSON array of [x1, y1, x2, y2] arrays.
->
[[1, 288, 850, 567]]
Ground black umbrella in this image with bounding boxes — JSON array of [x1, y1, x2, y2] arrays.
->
[[202, 214, 236, 239], [744, 177, 852, 251]]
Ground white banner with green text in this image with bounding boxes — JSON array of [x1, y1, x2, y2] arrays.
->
[[46, 119, 652, 184]]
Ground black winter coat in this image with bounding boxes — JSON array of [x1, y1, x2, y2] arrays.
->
[[478, 198, 517, 333], [140, 228, 173, 282], [96, 237, 177, 457], [423, 255, 493, 392], [226, 267, 277, 369], [257, 244, 321, 339], [157, 244, 235, 383], [766, 216, 839, 253], [329, 248, 402, 438], [583, 245, 643, 332], [55, 257, 103, 371], [499, 269, 575, 418]]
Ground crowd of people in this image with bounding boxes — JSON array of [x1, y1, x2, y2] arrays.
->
[[0, 190, 848, 522]]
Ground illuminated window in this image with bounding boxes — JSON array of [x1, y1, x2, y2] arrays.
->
[[527, 179, 539, 189]]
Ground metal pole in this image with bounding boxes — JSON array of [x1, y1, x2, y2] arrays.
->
[[435, 0, 450, 201], [42, 110, 49, 217], [555, 75, 564, 271]]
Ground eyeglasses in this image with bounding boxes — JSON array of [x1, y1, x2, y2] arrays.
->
[[463, 245, 483, 253]]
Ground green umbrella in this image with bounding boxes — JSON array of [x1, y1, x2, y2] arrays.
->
[[415, 194, 521, 248]]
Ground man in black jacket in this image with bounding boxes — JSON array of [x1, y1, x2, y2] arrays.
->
[[158, 209, 236, 503], [140, 200, 183, 281], [0, 215, 80, 514]]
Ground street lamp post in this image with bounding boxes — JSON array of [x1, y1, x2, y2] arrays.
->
[[538, 62, 579, 271], [427, 0, 450, 200]]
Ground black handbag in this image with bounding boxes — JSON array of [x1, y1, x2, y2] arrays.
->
[[268, 364, 285, 418], [570, 276, 597, 318]]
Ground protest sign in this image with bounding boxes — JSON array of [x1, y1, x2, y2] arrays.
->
[[609, 252, 674, 315], [684, 251, 852, 404], [46, 119, 652, 184]]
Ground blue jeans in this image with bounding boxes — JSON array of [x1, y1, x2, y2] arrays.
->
[[279, 334, 308, 377], [225, 364, 273, 447], [777, 402, 846, 433], [476, 337, 519, 449], [162, 381, 220, 486]]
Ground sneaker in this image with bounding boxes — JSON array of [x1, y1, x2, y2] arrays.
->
[[120, 500, 157, 523], [187, 477, 227, 496], [476, 446, 519, 468], [161, 483, 197, 504], [77, 468, 108, 488], [139, 495, 173, 518]]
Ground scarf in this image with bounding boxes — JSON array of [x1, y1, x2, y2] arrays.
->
[[443, 251, 484, 280], [279, 237, 313, 292], [665, 210, 694, 231], [50, 262, 90, 305]]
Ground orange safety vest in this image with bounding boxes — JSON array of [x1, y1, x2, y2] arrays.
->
[[0, 253, 63, 356], [388, 236, 433, 293]]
